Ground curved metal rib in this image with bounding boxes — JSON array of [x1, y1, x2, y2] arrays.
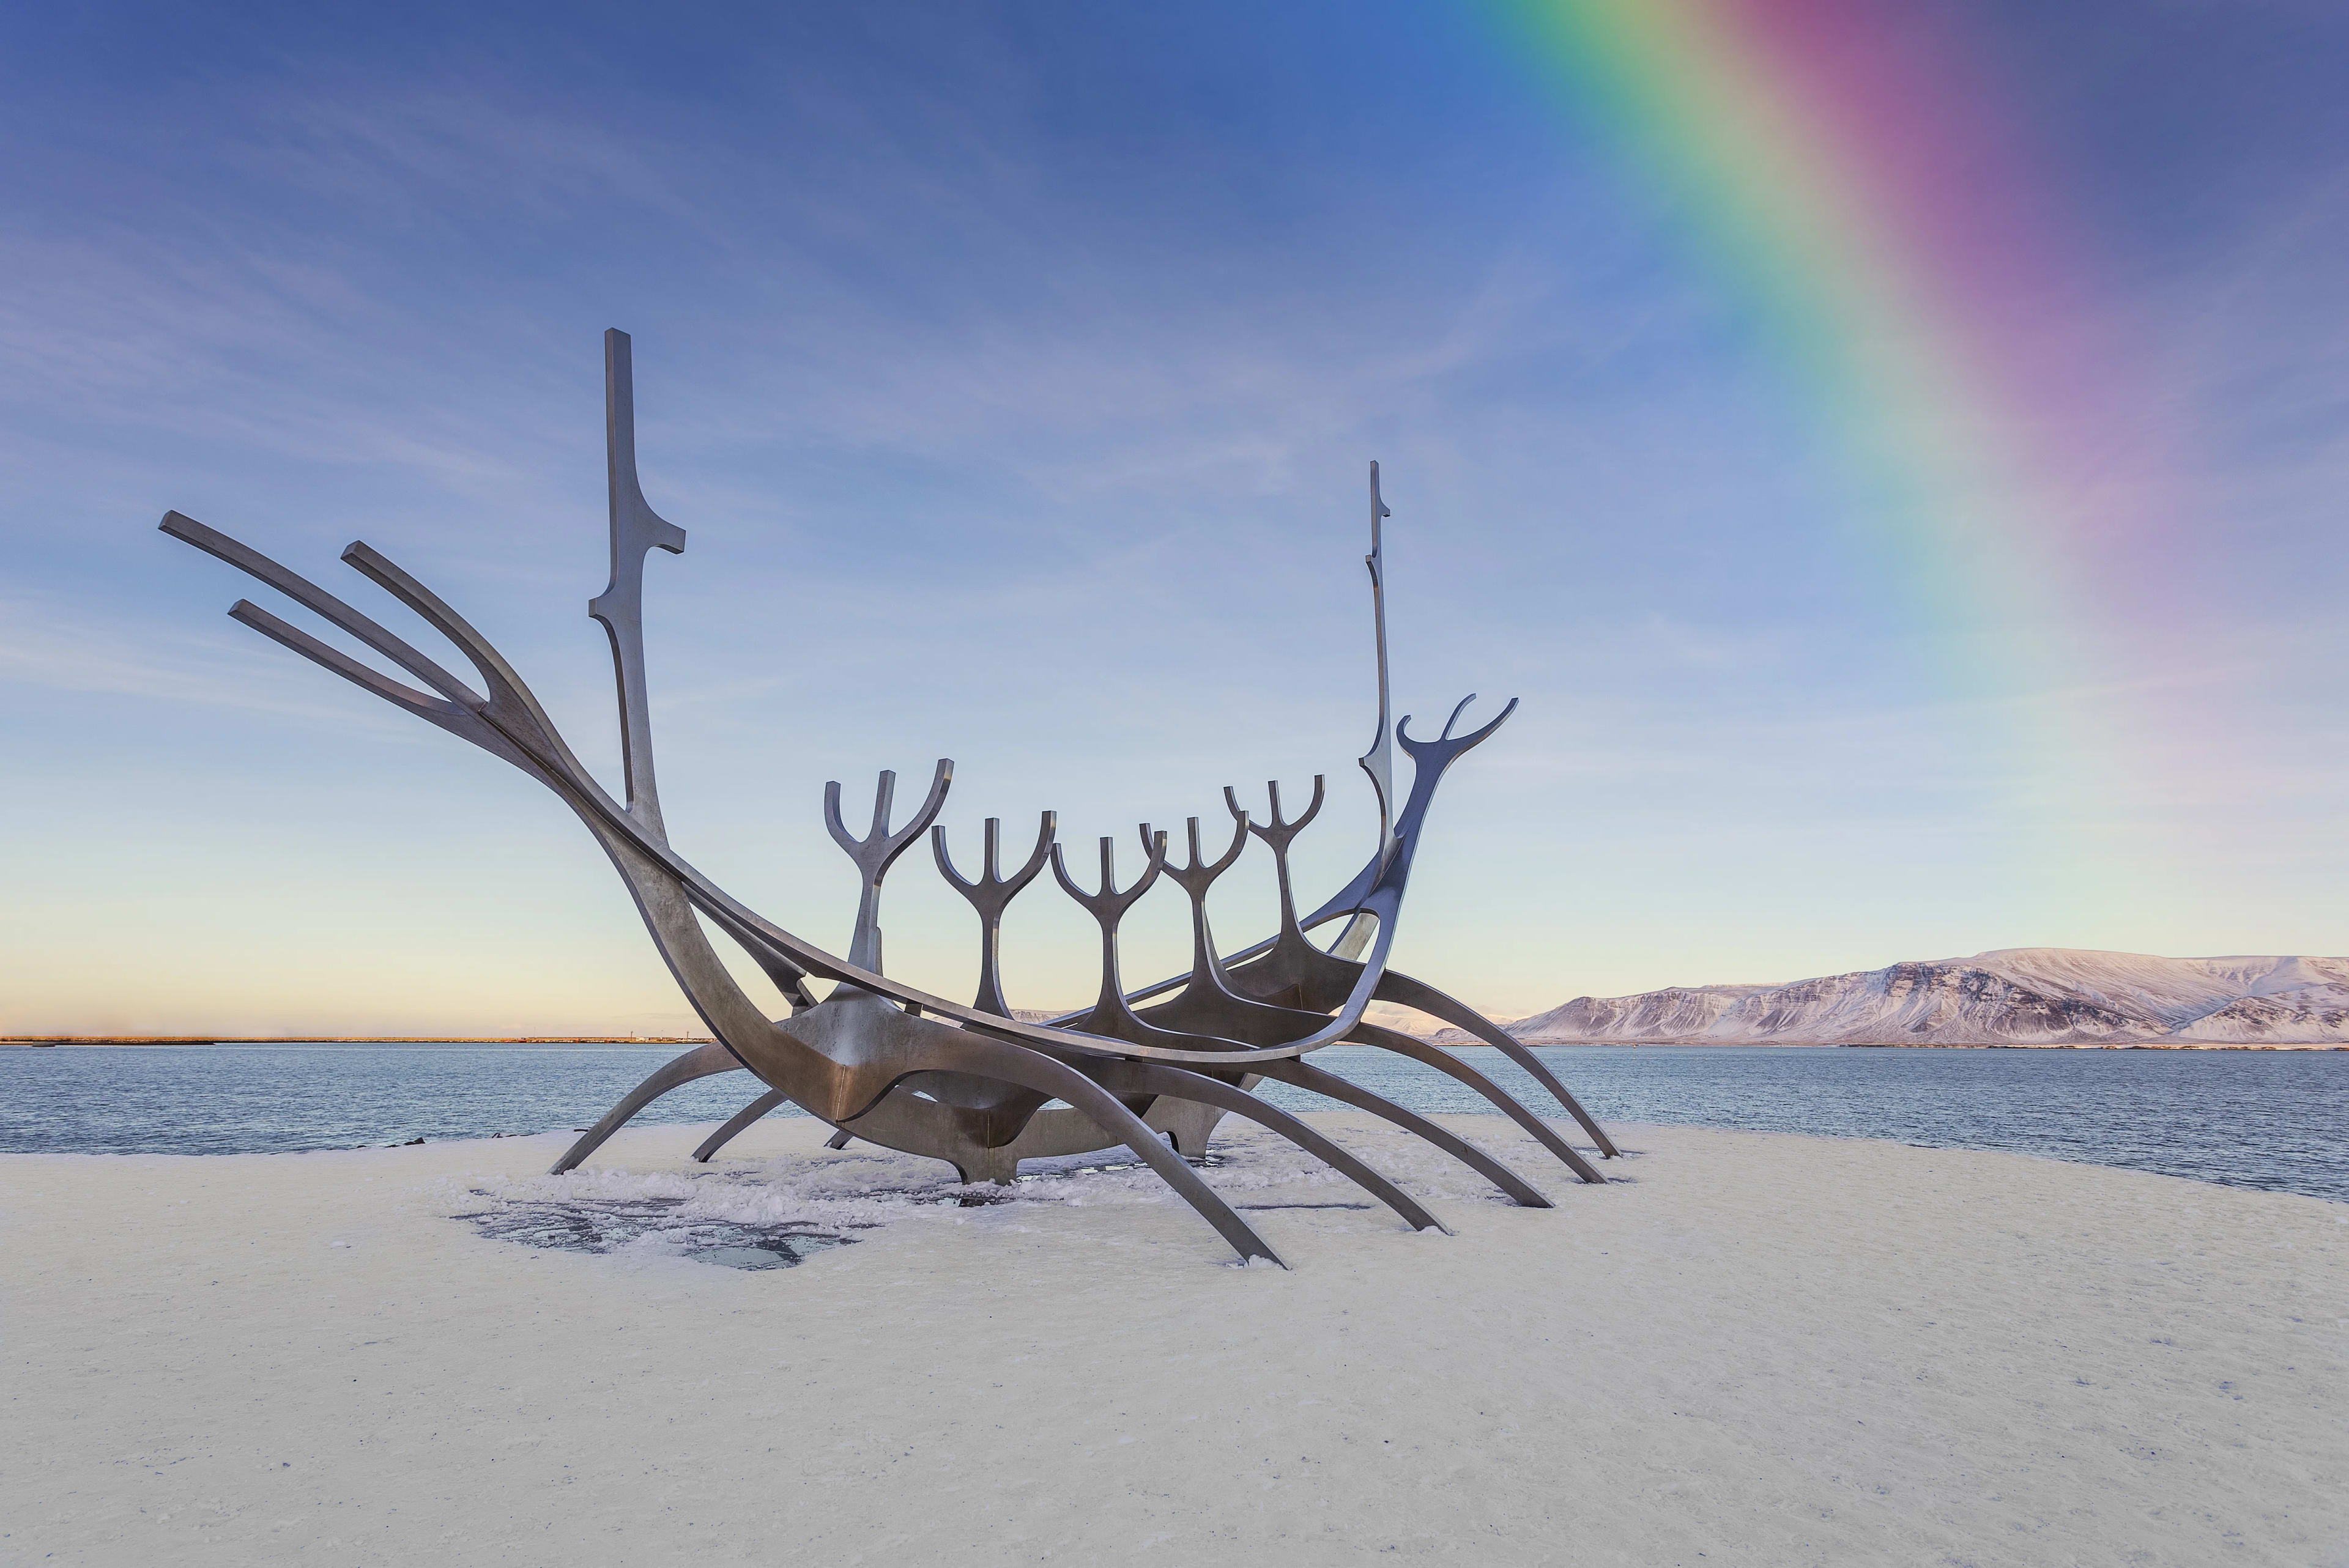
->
[[933, 812, 1056, 1016], [1345, 1022, 1604, 1183], [1252, 1057, 1551, 1208], [551, 1042, 740, 1174], [693, 1088, 790, 1162], [1088, 1060, 1445, 1233], [1370, 969, 1620, 1158], [918, 1030, 1286, 1266]]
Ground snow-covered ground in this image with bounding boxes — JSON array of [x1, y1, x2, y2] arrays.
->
[[1444, 949, 2349, 1046], [5, 1115, 2342, 1565]]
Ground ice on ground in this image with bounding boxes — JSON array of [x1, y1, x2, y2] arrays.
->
[[442, 1119, 1585, 1265]]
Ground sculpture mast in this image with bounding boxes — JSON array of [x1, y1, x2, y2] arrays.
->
[[1360, 460, 1397, 871], [1329, 462, 1395, 964], [588, 329, 688, 839]]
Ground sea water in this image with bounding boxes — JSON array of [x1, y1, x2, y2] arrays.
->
[[2, 1041, 2342, 1203]]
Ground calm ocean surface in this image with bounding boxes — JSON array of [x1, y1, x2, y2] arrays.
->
[[2, 1042, 2342, 1202]]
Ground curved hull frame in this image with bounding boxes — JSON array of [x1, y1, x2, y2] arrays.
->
[[160, 333, 1616, 1265]]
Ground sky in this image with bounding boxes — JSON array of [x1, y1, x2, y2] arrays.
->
[[6, 0, 2349, 1034]]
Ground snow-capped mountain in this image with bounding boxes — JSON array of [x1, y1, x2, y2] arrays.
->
[[1443, 950, 2349, 1047]]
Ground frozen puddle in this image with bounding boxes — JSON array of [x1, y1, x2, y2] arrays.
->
[[455, 1193, 863, 1270]]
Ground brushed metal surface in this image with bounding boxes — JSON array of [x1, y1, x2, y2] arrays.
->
[[160, 333, 1617, 1265]]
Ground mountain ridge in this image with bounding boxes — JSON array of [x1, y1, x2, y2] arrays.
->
[[1431, 949, 2349, 1048]]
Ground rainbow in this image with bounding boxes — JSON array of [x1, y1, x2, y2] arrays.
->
[[1487, 0, 2180, 805]]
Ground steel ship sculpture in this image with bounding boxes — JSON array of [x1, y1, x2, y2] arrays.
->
[[162, 331, 1617, 1265]]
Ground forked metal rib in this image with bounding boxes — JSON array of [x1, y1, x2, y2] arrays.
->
[[826, 763, 954, 972], [1151, 812, 1251, 978], [934, 813, 1056, 1016], [1052, 832, 1169, 1043], [1228, 775, 1324, 945]]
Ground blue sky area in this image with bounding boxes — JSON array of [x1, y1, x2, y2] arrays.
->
[[6, 1, 2348, 1032]]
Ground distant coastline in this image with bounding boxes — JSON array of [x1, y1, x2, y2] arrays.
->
[[23, 948, 2349, 1053]]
